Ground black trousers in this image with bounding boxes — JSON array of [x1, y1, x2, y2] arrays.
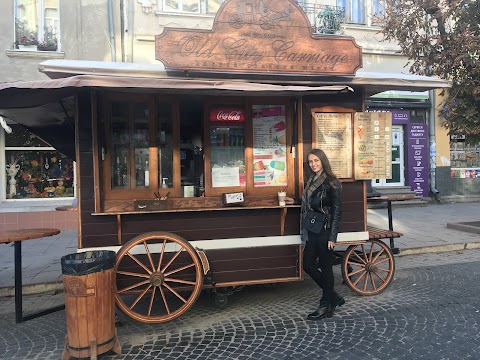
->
[[303, 230, 334, 297]]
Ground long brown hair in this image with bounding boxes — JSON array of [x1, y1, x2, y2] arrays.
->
[[307, 148, 339, 188]]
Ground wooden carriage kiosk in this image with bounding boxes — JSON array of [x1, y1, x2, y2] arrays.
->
[[0, 0, 450, 324]]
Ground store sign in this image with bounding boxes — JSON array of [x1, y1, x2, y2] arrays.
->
[[391, 110, 410, 125], [210, 108, 245, 122], [407, 124, 428, 197], [155, 0, 362, 76]]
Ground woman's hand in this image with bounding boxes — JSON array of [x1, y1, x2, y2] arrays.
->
[[328, 241, 335, 250], [284, 196, 295, 205]]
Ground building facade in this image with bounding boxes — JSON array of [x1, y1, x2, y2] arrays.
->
[[0, 0, 475, 230]]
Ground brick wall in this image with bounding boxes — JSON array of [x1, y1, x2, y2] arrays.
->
[[0, 210, 78, 232]]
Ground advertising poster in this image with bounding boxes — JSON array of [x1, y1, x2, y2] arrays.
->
[[252, 105, 288, 187], [354, 112, 392, 179], [314, 113, 353, 178], [407, 124, 428, 197]]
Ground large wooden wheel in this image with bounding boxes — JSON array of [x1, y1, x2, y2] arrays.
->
[[115, 232, 203, 323], [341, 239, 395, 295]]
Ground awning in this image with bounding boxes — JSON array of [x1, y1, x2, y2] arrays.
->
[[36, 60, 451, 97], [0, 74, 353, 110]]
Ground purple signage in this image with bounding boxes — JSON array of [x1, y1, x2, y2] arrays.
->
[[392, 110, 410, 125], [407, 124, 429, 197]]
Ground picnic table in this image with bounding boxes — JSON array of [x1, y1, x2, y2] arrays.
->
[[0, 228, 62, 323]]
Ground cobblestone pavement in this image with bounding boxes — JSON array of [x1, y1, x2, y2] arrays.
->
[[1, 249, 480, 359]]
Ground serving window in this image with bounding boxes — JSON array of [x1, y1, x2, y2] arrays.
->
[[99, 93, 295, 209]]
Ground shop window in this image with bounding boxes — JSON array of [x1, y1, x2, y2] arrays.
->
[[157, 101, 174, 190], [208, 106, 246, 191], [4, 125, 74, 199], [450, 136, 480, 176], [101, 93, 293, 204], [14, 0, 59, 51], [106, 96, 156, 195], [252, 105, 288, 187]]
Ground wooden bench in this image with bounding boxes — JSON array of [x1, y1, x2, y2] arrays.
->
[[367, 225, 402, 240]]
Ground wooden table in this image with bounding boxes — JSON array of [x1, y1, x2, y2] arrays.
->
[[0, 228, 62, 323], [367, 195, 414, 254]]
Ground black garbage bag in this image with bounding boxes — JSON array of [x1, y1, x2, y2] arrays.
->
[[61, 250, 116, 276]]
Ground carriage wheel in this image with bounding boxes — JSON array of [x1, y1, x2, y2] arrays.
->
[[259, 16, 273, 30], [229, 14, 244, 29], [115, 232, 203, 323], [341, 239, 395, 295]]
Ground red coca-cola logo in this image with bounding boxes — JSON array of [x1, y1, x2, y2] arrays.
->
[[210, 108, 245, 122]]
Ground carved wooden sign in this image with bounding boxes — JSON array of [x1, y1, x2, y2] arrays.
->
[[155, 0, 362, 76]]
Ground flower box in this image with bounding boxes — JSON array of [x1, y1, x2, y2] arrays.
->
[[38, 45, 57, 51], [17, 44, 38, 51]]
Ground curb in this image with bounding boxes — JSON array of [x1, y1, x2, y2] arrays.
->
[[1, 242, 480, 297], [0, 281, 63, 298]]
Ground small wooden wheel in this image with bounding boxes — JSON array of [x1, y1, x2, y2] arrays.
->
[[115, 232, 203, 323], [229, 14, 244, 29], [341, 239, 395, 295]]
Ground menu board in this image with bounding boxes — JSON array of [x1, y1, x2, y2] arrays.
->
[[354, 112, 392, 179], [252, 105, 288, 187], [314, 113, 353, 178]]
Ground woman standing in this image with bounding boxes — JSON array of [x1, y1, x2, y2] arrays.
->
[[285, 148, 345, 320]]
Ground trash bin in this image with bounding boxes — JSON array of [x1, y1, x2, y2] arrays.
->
[[61, 251, 121, 360]]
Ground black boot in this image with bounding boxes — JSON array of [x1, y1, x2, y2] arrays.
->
[[307, 296, 333, 320], [330, 291, 345, 310]]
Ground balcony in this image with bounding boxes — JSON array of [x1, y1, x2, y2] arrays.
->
[[301, 4, 346, 35]]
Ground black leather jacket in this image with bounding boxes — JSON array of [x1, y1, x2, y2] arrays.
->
[[309, 179, 342, 242]]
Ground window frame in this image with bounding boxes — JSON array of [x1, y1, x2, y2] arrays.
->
[[99, 93, 296, 205], [158, 0, 225, 14], [14, 0, 60, 51]]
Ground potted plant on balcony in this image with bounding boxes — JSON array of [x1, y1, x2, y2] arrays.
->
[[16, 35, 39, 51]]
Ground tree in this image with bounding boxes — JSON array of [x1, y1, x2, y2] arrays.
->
[[380, 0, 480, 143]]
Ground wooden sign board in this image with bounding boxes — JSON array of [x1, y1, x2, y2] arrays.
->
[[155, 0, 362, 76], [312, 111, 392, 180], [313, 112, 353, 179], [354, 112, 392, 180]]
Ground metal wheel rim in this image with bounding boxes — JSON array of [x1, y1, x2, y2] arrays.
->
[[115, 232, 203, 323], [341, 239, 395, 295]]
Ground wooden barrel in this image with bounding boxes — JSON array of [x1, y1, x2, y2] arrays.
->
[[61, 251, 121, 360]]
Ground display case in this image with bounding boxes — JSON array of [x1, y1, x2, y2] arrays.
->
[[210, 124, 246, 187]]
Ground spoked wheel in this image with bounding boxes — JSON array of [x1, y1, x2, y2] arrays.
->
[[341, 239, 395, 295], [115, 232, 203, 323]]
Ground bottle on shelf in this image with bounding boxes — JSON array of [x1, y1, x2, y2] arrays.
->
[[144, 160, 149, 187]]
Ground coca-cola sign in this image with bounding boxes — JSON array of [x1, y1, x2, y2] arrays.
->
[[210, 108, 245, 122]]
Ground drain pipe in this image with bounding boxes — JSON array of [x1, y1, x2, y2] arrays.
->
[[107, 0, 116, 61], [429, 89, 440, 201]]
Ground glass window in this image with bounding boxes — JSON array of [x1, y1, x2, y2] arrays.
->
[[5, 125, 74, 199], [15, 0, 59, 50], [110, 102, 130, 188], [157, 102, 174, 189], [209, 107, 246, 188], [207, 0, 224, 14], [252, 105, 288, 187], [163, 0, 199, 13], [161, 0, 224, 14], [337, 0, 365, 24]]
